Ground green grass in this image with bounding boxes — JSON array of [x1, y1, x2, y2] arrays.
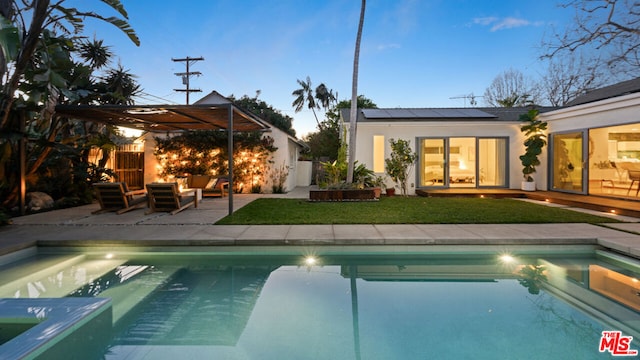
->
[[216, 197, 620, 225]]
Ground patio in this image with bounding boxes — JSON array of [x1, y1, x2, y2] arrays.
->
[[1, 187, 640, 261]]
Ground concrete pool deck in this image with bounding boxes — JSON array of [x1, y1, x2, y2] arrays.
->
[[1, 187, 640, 258]]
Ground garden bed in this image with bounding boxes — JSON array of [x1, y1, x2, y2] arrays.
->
[[309, 188, 379, 201]]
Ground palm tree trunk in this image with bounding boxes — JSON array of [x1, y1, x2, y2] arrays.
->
[[346, 0, 366, 184]]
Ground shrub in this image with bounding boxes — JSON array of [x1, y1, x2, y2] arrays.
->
[[385, 138, 417, 196]]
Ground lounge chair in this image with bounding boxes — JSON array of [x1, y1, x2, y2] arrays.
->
[[92, 182, 147, 215], [186, 175, 229, 197], [145, 183, 197, 215]]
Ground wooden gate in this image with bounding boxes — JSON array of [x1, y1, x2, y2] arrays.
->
[[115, 145, 144, 190]]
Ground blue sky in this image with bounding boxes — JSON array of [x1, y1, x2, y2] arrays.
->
[[82, 0, 575, 137]]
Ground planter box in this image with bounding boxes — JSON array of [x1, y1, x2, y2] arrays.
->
[[309, 188, 378, 201], [521, 181, 536, 191]]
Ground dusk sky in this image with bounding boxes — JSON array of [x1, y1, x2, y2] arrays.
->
[[81, 1, 577, 137]]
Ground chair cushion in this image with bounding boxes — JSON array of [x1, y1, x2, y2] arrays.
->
[[205, 178, 217, 189], [188, 175, 211, 189]]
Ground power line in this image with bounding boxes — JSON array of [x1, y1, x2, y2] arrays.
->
[[172, 56, 204, 104], [134, 91, 180, 105]]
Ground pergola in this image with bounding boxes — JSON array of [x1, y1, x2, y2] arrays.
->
[[36, 103, 270, 216]]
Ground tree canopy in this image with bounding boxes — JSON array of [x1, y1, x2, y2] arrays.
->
[[303, 95, 377, 161], [543, 0, 639, 82], [292, 76, 336, 130], [483, 69, 540, 107], [229, 92, 296, 136], [0, 0, 140, 213]]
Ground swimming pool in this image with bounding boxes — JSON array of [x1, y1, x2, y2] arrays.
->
[[0, 245, 639, 359]]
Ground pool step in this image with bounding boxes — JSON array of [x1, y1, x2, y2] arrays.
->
[[95, 265, 183, 325], [0, 255, 126, 298]]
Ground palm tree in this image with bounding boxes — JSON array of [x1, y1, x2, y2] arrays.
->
[[346, 0, 366, 184], [98, 64, 142, 105], [292, 76, 321, 128], [315, 83, 336, 112], [78, 38, 113, 70]]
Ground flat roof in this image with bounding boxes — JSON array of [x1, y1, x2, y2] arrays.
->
[[342, 107, 559, 122]]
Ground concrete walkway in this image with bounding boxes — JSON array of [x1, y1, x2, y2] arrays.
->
[[1, 187, 640, 259]]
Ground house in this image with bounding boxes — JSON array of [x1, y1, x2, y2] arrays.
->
[[542, 77, 640, 198], [342, 77, 640, 200], [112, 91, 310, 193], [194, 91, 311, 192]]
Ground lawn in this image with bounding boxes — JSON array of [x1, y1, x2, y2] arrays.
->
[[216, 197, 620, 225]]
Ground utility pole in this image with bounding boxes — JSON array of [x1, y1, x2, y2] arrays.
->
[[172, 56, 204, 104]]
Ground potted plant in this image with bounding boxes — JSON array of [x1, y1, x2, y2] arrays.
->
[[371, 175, 386, 199], [519, 109, 547, 191], [385, 138, 418, 196]]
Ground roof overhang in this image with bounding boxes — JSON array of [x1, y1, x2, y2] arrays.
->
[[55, 104, 269, 132]]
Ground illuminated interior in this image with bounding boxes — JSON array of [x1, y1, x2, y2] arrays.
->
[[419, 137, 507, 188], [553, 123, 640, 198], [587, 123, 640, 198]]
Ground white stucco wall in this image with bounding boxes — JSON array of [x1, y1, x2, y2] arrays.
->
[[142, 129, 304, 193], [263, 129, 306, 193], [351, 121, 530, 194], [296, 161, 313, 186], [541, 93, 640, 132], [539, 93, 640, 193]]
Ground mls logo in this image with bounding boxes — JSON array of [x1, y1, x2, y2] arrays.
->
[[599, 331, 638, 356]]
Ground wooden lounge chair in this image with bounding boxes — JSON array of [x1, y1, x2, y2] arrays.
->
[[92, 182, 147, 215], [145, 183, 197, 215]]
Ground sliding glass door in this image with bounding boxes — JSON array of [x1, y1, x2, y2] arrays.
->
[[420, 138, 446, 187], [551, 132, 585, 193], [478, 138, 507, 187], [449, 138, 476, 188], [418, 137, 507, 189]]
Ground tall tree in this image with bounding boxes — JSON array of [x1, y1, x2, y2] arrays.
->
[[230, 92, 296, 136], [315, 83, 337, 112], [346, 0, 366, 184], [0, 0, 139, 210], [484, 69, 540, 107], [292, 76, 320, 128], [292, 77, 337, 130], [0, 0, 139, 129], [540, 56, 603, 106], [543, 0, 640, 80], [305, 96, 377, 161]]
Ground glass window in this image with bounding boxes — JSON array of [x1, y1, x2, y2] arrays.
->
[[588, 124, 640, 198], [373, 135, 385, 173], [418, 137, 507, 188], [420, 138, 446, 186], [449, 138, 476, 188], [478, 138, 507, 187], [552, 132, 584, 192]]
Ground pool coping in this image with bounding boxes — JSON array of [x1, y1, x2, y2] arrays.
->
[[1, 223, 640, 259]]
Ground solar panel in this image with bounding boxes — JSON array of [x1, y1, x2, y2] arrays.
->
[[362, 108, 495, 119]]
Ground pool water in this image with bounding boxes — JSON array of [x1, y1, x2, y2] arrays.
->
[[1, 246, 639, 359]]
